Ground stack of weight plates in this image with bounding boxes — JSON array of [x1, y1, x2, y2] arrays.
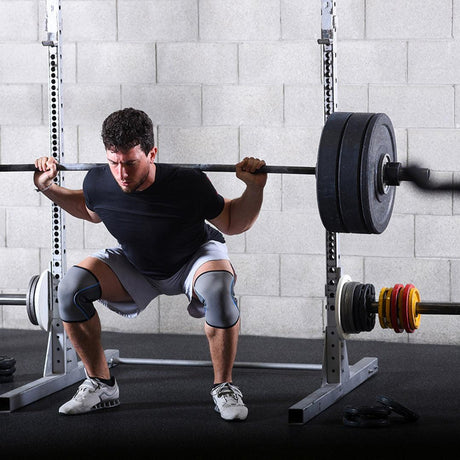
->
[[0, 355, 16, 383]]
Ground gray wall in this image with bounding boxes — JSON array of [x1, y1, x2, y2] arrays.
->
[[1, 0, 460, 345]]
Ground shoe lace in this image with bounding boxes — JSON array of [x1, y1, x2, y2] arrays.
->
[[73, 378, 100, 400], [214, 383, 243, 404]]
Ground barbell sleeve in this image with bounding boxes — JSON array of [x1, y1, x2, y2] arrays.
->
[[368, 301, 460, 315]]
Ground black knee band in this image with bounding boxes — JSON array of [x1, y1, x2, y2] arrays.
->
[[194, 271, 239, 329], [58, 266, 101, 322]]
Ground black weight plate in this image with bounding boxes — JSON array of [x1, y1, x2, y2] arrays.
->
[[0, 355, 16, 369], [360, 113, 397, 234], [0, 366, 16, 376], [342, 281, 360, 334], [364, 284, 376, 331], [338, 113, 375, 233], [26, 275, 39, 326], [316, 112, 353, 233], [353, 283, 366, 333], [376, 395, 419, 422]]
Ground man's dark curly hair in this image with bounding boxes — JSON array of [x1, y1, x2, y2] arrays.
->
[[101, 107, 154, 155]]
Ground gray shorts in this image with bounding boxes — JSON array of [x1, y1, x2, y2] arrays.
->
[[91, 240, 232, 319]]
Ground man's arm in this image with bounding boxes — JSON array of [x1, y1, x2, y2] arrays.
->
[[34, 157, 101, 223], [210, 157, 266, 235]]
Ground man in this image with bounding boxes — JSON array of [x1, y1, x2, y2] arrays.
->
[[34, 107, 267, 421]]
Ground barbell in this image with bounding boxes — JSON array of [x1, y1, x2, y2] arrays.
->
[[335, 275, 460, 339], [2, 270, 460, 335], [1, 111, 458, 234]]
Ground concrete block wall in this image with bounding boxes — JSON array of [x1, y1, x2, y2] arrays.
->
[[1, 0, 460, 345]]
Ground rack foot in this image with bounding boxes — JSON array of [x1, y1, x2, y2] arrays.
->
[[288, 357, 378, 424]]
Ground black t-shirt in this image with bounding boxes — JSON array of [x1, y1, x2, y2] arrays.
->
[[83, 164, 225, 278]]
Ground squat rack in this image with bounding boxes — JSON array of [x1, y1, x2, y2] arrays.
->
[[0, 0, 377, 422]]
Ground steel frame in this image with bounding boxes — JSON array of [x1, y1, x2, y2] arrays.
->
[[1, 0, 377, 421]]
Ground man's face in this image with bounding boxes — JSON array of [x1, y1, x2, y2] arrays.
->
[[106, 144, 157, 193]]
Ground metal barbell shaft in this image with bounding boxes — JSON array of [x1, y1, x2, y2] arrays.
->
[[0, 163, 317, 175], [368, 301, 460, 315]]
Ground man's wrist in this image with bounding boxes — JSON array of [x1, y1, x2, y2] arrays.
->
[[35, 182, 54, 193]]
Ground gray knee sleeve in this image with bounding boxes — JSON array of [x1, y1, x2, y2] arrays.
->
[[194, 271, 239, 329], [58, 266, 101, 322]]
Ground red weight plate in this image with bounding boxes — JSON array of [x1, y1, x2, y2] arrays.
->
[[390, 284, 404, 333], [401, 284, 415, 333]]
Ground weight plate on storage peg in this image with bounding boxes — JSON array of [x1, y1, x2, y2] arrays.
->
[[342, 281, 361, 334], [316, 112, 353, 233], [390, 284, 404, 333], [360, 113, 397, 234], [26, 275, 39, 326], [335, 275, 352, 339]]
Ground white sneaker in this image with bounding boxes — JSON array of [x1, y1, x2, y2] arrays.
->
[[211, 382, 248, 421], [59, 377, 120, 415]]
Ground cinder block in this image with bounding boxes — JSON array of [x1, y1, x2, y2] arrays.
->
[[0, 1, 37, 41], [0, 174, 39, 207], [280, 254, 325, 297], [7, 207, 51, 248], [450, 260, 460, 301], [366, 0, 452, 39], [284, 85, 324, 127], [3, 305, 39, 331], [118, 0, 198, 41], [98, 299, 160, 333], [416, 216, 460, 258], [281, 0, 323, 40], [282, 175, 317, 214], [407, 315, 460, 345], [159, 295, 204, 335], [157, 43, 238, 84], [364, 257, 450, 302], [230, 253, 279, 296], [63, 84, 121, 126], [369, 86, 454, 128], [338, 85, 369, 112], [246, 211, 325, 254], [62, 0, 117, 42], [409, 41, 460, 84], [123, 85, 202, 126], [157, 126, 239, 164], [203, 85, 283, 126], [0, 210, 5, 248], [199, 0, 280, 41], [0, 248, 39, 289], [0, 44, 47, 84], [83, 221, 118, 249], [340, 215, 414, 257], [340, 41, 407, 84], [240, 127, 320, 166], [393, 179, 452, 216], [78, 43, 156, 84], [408, 129, 460, 171], [0, 125, 50, 164], [239, 296, 323, 339], [0, 85, 42, 125], [239, 42, 320, 85]]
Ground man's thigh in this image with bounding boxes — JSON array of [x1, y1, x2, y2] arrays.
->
[[77, 256, 133, 303]]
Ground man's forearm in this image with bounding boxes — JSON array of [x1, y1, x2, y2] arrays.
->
[[226, 185, 264, 235]]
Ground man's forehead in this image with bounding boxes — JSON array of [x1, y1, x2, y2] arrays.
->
[[106, 144, 143, 159]]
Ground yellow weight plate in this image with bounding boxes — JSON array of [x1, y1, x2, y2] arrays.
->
[[385, 287, 393, 330], [408, 287, 421, 330], [378, 287, 387, 329]]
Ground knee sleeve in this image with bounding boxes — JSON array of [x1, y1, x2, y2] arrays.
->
[[58, 266, 101, 322], [194, 271, 239, 329]]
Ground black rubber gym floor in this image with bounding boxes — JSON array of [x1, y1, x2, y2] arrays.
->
[[1, 328, 459, 459]]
